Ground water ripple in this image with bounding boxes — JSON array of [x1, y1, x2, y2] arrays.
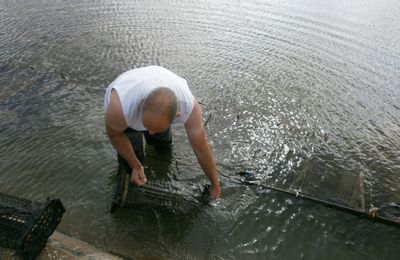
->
[[1, 0, 400, 258]]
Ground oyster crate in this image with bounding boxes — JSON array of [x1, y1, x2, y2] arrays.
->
[[0, 193, 65, 259]]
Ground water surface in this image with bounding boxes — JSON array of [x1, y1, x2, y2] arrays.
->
[[1, 0, 399, 259]]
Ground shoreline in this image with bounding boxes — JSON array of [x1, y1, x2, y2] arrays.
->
[[0, 231, 123, 260], [38, 231, 123, 259]]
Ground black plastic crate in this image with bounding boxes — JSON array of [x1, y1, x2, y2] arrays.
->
[[0, 193, 65, 259]]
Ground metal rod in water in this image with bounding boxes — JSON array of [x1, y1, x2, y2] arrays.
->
[[240, 172, 400, 228]]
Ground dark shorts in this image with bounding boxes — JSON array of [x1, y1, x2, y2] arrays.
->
[[117, 127, 172, 170]]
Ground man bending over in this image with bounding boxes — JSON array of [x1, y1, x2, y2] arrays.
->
[[104, 66, 221, 198]]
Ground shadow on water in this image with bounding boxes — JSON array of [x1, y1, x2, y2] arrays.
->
[[104, 138, 263, 258], [108, 206, 198, 259]]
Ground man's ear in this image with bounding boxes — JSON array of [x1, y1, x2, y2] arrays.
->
[[176, 112, 181, 118]]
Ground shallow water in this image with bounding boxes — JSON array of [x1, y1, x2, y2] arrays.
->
[[1, 0, 400, 259]]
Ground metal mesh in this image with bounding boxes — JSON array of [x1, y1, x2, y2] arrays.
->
[[0, 193, 65, 260]]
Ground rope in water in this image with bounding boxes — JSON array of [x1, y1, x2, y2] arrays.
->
[[239, 171, 400, 228]]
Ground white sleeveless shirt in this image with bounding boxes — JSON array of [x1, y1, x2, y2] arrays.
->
[[104, 66, 195, 131]]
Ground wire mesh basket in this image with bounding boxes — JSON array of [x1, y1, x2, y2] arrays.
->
[[109, 129, 210, 212], [111, 167, 210, 212], [0, 193, 65, 260]]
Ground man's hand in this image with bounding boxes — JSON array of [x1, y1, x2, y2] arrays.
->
[[130, 165, 147, 185], [210, 184, 221, 199]]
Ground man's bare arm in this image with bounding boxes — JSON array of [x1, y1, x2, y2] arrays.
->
[[185, 101, 221, 198], [105, 89, 146, 185]]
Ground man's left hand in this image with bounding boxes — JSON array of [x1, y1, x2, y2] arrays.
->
[[210, 184, 221, 199]]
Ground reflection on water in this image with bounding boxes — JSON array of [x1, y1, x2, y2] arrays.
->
[[1, 0, 400, 258]]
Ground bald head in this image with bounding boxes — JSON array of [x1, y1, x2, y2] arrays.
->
[[142, 87, 178, 123]]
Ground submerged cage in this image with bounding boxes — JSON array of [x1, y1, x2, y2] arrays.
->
[[111, 167, 209, 212], [110, 130, 209, 212], [0, 193, 65, 259]]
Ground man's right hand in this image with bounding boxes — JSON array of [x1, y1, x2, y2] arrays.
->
[[130, 165, 147, 185]]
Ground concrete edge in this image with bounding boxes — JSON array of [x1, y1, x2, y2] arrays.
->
[[37, 231, 124, 260]]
